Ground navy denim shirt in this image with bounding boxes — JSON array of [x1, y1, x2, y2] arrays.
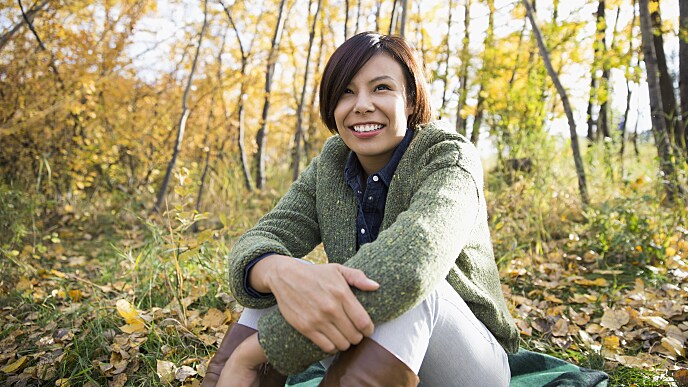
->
[[344, 128, 414, 248], [244, 128, 415, 297]]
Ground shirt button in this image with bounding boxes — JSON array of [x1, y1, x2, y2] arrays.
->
[[368, 196, 373, 201], [360, 228, 366, 235], [372, 175, 379, 182]]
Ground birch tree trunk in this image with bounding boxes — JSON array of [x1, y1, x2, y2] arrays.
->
[[597, 0, 611, 140], [639, 0, 681, 202], [469, 0, 494, 146], [255, 0, 289, 189], [292, 0, 322, 181], [680, 0, 688, 148], [399, 0, 409, 37], [523, 0, 589, 205], [455, 0, 471, 135], [222, 0, 258, 191], [155, 0, 208, 211], [439, 0, 456, 118]]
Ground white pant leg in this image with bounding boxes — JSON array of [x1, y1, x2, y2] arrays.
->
[[370, 281, 510, 387]]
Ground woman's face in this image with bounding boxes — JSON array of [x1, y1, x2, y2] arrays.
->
[[334, 53, 412, 174]]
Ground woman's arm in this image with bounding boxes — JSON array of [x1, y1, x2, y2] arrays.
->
[[228, 156, 322, 309]]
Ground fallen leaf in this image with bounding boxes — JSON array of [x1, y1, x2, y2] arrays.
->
[[552, 318, 570, 337], [574, 277, 609, 287], [109, 373, 127, 387], [640, 315, 669, 330], [120, 321, 146, 334], [2, 356, 28, 374], [661, 337, 686, 357], [201, 308, 226, 329], [600, 309, 630, 331], [176, 365, 197, 382], [116, 299, 144, 325], [16, 277, 33, 292], [68, 289, 83, 302], [157, 360, 176, 384]]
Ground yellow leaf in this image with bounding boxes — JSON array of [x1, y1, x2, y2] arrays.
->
[[68, 289, 83, 301], [666, 247, 677, 257], [55, 378, 70, 387], [116, 299, 144, 325], [119, 321, 146, 334], [16, 277, 33, 292], [603, 335, 620, 351], [574, 278, 609, 287], [2, 356, 28, 373]]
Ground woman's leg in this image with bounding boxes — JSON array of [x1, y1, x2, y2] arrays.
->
[[323, 280, 509, 387], [202, 307, 287, 387]]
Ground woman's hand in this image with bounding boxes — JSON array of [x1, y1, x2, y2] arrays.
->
[[250, 255, 379, 353], [217, 333, 266, 387]]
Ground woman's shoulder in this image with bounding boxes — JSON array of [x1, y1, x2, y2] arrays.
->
[[410, 121, 481, 172]]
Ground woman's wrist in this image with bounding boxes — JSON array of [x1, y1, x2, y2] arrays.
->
[[249, 254, 293, 293]]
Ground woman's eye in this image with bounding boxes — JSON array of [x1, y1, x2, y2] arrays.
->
[[343, 88, 353, 94], [375, 84, 391, 91]]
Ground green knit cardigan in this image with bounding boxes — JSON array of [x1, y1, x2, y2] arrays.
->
[[228, 121, 519, 375]]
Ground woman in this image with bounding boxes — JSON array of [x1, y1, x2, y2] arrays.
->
[[203, 32, 519, 387]]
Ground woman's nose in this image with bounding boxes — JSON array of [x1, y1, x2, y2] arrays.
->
[[354, 93, 374, 114]]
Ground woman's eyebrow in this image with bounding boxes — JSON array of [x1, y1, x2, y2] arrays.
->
[[367, 75, 397, 85]]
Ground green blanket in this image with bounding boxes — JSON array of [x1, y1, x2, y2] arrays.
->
[[285, 349, 608, 386]]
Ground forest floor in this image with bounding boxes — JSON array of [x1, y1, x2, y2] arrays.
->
[[0, 207, 686, 386], [1, 149, 688, 386]]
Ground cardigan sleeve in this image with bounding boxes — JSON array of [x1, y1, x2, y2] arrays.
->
[[228, 156, 322, 309], [256, 141, 485, 374]]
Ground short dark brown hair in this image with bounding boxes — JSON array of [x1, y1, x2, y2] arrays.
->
[[319, 32, 432, 133]]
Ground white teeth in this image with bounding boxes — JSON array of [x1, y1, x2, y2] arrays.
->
[[352, 124, 383, 132]]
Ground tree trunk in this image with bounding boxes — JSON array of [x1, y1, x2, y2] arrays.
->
[[344, 0, 350, 40], [680, 0, 688, 148], [354, 0, 362, 35], [650, 0, 680, 149], [389, 0, 398, 35], [620, 0, 637, 174], [439, 0, 456, 118], [305, 22, 326, 160], [597, 0, 611, 140], [455, 0, 471, 135], [292, 0, 322, 181], [469, 0, 493, 146], [155, 0, 208, 211], [255, 0, 289, 189], [222, 0, 256, 191], [399, 0, 409, 37], [639, 0, 681, 202], [523, 0, 589, 205], [375, 0, 382, 32]]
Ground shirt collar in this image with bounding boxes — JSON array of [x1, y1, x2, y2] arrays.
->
[[344, 128, 415, 187]]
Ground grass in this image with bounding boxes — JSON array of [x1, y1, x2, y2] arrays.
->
[[0, 139, 686, 385]]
